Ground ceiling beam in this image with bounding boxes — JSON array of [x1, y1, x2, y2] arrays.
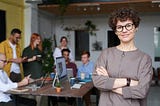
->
[[38, 0, 160, 16]]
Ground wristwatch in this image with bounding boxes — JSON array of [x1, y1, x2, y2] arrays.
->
[[126, 78, 131, 86]]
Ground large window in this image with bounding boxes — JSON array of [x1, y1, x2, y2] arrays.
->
[[0, 10, 6, 43], [75, 30, 89, 61], [154, 27, 160, 61], [108, 31, 120, 47]]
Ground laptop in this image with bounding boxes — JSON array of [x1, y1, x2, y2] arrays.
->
[[26, 73, 49, 89], [67, 68, 74, 78]]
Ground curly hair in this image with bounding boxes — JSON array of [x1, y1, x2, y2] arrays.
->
[[108, 7, 141, 31]]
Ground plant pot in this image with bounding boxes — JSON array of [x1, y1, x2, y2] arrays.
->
[[56, 87, 61, 93]]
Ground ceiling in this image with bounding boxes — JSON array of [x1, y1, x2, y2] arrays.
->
[[38, 0, 160, 16]]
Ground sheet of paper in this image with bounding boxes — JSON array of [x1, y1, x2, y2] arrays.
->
[[71, 84, 82, 89], [10, 88, 29, 93]]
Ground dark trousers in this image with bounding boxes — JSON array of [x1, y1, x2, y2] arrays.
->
[[0, 101, 15, 106], [9, 72, 22, 82], [48, 96, 76, 106], [14, 95, 37, 106]]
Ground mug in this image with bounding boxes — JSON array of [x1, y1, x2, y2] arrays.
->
[[32, 84, 37, 91], [70, 77, 76, 86], [36, 55, 42, 61], [50, 72, 55, 79], [89, 73, 92, 79], [80, 72, 85, 80]]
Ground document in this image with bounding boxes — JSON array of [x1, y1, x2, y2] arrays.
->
[[10, 88, 29, 93]]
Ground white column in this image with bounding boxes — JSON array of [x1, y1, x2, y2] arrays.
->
[[24, 2, 38, 47]]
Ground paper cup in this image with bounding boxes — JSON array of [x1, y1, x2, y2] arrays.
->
[[80, 72, 85, 80]]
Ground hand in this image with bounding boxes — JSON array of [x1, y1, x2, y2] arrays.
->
[[27, 56, 37, 62], [130, 79, 139, 86], [32, 56, 37, 61], [112, 88, 122, 95], [28, 77, 34, 83], [8, 58, 23, 63], [18, 75, 31, 87], [22, 57, 28, 62], [96, 66, 109, 76]]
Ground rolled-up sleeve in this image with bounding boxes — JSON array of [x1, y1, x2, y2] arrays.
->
[[92, 49, 116, 91], [0, 72, 18, 92], [0, 82, 17, 92], [0, 42, 5, 53], [122, 55, 153, 99]]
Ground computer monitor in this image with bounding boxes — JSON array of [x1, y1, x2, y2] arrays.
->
[[52, 57, 69, 88], [55, 57, 67, 80]]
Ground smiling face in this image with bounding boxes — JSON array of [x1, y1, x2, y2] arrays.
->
[[81, 54, 90, 65], [61, 38, 68, 47], [11, 33, 21, 44], [115, 19, 138, 44], [34, 36, 41, 46]]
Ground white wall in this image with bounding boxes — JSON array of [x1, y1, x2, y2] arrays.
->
[[38, 10, 55, 39], [135, 14, 160, 69], [54, 14, 160, 68], [25, 6, 160, 68], [24, 3, 32, 47], [24, 3, 55, 48], [54, 15, 109, 67]]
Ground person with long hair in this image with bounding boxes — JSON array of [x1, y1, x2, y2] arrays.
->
[[92, 7, 153, 106], [22, 33, 44, 79], [53, 36, 74, 63]]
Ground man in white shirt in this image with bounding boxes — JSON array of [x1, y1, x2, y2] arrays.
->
[[0, 53, 36, 106]]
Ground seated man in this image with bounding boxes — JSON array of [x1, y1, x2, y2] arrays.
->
[[49, 49, 77, 106], [77, 51, 94, 106], [61, 48, 77, 77], [0, 53, 36, 106], [77, 51, 94, 79]]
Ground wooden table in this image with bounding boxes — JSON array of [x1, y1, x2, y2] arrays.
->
[[7, 80, 94, 106]]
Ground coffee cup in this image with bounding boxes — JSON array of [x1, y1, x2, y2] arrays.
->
[[32, 84, 37, 91], [50, 72, 55, 79], [36, 55, 42, 61], [80, 72, 85, 80], [70, 77, 76, 86], [89, 73, 92, 79]]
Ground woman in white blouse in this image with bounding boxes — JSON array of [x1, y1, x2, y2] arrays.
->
[[53, 36, 74, 62]]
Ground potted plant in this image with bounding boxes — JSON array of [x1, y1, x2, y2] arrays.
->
[[55, 81, 61, 93], [42, 38, 54, 74]]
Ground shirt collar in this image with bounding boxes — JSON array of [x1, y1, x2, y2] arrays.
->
[[83, 61, 90, 66], [9, 41, 16, 48]]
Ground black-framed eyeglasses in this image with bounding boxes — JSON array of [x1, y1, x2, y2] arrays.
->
[[0, 60, 7, 63], [116, 23, 134, 32]]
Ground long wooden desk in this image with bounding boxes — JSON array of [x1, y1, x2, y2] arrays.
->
[[7, 81, 94, 106]]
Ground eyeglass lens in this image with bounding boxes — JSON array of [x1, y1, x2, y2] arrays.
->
[[0, 60, 7, 63], [116, 23, 134, 32]]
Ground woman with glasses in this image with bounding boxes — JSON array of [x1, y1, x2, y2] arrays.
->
[[92, 7, 153, 106]]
